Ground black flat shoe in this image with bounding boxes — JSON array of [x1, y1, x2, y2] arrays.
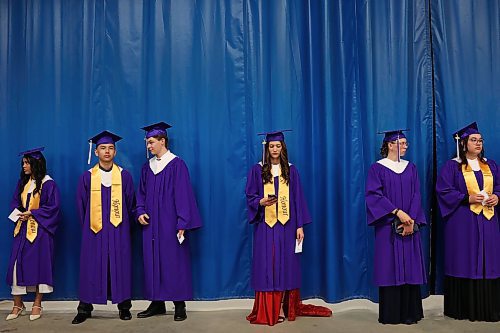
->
[[72, 313, 91, 324], [137, 302, 166, 318], [174, 306, 187, 321], [119, 309, 132, 320]]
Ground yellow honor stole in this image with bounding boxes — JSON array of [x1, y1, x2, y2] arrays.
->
[[14, 180, 41, 243], [90, 164, 123, 233], [263, 169, 290, 227], [462, 162, 494, 220]]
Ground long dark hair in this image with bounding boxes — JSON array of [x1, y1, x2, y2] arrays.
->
[[19, 155, 47, 204], [458, 135, 486, 168], [380, 142, 389, 158], [261, 140, 290, 185]]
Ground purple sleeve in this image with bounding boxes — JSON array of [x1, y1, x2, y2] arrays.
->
[[174, 160, 202, 230], [408, 164, 427, 225], [30, 180, 60, 235], [291, 166, 312, 228], [9, 181, 22, 215], [76, 173, 88, 227], [135, 164, 148, 218], [489, 160, 500, 198], [122, 170, 137, 222], [436, 160, 465, 219], [365, 164, 397, 226], [245, 164, 263, 224]]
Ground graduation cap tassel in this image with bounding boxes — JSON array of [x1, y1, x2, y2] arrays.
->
[[87, 141, 92, 165], [145, 138, 149, 159], [262, 139, 266, 165], [397, 133, 401, 162], [455, 134, 460, 160]]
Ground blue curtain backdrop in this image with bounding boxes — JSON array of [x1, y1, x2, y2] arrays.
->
[[0, 0, 497, 303]]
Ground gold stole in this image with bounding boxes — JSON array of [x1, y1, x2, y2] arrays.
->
[[90, 164, 123, 233], [462, 162, 494, 220], [14, 180, 41, 243], [263, 169, 290, 227]]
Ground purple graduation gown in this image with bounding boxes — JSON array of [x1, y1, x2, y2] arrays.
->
[[6, 178, 60, 287], [365, 161, 427, 286], [245, 164, 312, 292], [76, 168, 136, 304], [436, 159, 500, 279], [136, 157, 202, 301]]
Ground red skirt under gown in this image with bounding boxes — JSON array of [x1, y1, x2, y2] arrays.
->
[[246, 289, 332, 326]]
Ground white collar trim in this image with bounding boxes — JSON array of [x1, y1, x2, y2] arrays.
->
[[376, 158, 409, 174], [149, 150, 177, 175], [27, 175, 53, 193], [87, 166, 123, 187], [258, 162, 293, 166], [452, 157, 487, 172]]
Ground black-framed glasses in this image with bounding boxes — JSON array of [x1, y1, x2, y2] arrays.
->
[[469, 138, 484, 144]]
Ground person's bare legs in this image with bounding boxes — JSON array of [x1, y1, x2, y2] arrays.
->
[[11, 295, 24, 314], [31, 289, 43, 315]]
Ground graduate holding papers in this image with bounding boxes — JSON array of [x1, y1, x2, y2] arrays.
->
[[245, 130, 331, 326], [436, 122, 500, 322], [6, 147, 60, 321], [136, 122, 202, 322]]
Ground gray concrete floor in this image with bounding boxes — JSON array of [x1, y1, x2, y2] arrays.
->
[[0, 307, 499, 333]]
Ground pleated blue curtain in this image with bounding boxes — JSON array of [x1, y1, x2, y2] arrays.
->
[[0, 0, 497, 302]]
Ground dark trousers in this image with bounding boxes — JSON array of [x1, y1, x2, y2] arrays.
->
[[77, 300, 132, 314], [149, 300, 185, 308]]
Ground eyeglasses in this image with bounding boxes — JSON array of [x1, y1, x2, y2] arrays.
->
[[469, 138, 484, 144], [390, 141, 410, 147]]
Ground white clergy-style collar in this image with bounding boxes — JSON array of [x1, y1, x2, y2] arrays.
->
[[149, 150, 177, 175], [87, 166, 123, 187], [452, 157, 487, 171], [271, 164, 280, 177], [258, 161, 293, 172], [26, 175, 53, 193], [376, 158, 409, 174]]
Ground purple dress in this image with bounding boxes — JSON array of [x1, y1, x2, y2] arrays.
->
[[436, 159, 500, 279], [245, 164, 312, 292], [136, 156, 202, 301], [365, 161, 427, 286], [6, 178, 60, 288], [76, 168, 136, 304]]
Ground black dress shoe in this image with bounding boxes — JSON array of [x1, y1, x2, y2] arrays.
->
[[174, 306, 187, 321], [119, 309, 132, 320], [72, 313, 91, 324], [137, 302, 166, 318]]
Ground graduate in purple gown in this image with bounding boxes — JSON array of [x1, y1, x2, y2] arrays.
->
[[72, 131, 136, 324], [136, 122, 202, 321], [5, 147, 60, 321], [245, 130, 331, 326], [436, 122, 500, 322], [365, 130, 427, 324]]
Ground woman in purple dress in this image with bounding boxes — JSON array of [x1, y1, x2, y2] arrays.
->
[[436, 122, 500, 321], [5, 148, 60, 321], [245, 130, 331, 326], [365, 130, 427, 324]]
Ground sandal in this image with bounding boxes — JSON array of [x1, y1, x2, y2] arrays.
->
[[6, 305, 26, 321], [29, 305, 43, 321]]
